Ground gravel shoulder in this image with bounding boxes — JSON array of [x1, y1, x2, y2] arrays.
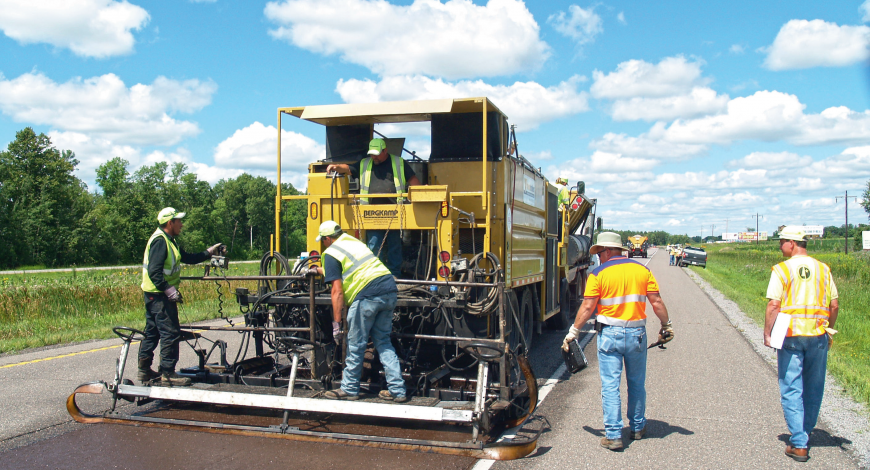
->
[[685, 268, 870, 469]]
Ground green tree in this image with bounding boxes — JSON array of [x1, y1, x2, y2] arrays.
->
[[0, 128, 90, 267]]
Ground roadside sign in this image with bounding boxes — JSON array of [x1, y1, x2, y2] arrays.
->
[[863, 231, 870, 250]]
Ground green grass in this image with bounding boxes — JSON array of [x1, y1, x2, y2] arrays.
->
[[692, 242, 870, 407], [0, 263, 260, 354]]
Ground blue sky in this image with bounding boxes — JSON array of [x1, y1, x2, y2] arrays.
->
[[1, 0, 870, 237]]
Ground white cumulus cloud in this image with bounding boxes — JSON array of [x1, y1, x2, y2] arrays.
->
[[0, 72, 216, 146], [610, 87, 729, 122], [335, 75, 589, 131], [213, 122, 325, 189], [763, 19, 870, 70], [727, 151, 813, 170], [591, 56, 707, 99], [0, 0, 149, 58], [264, 0, 550, 79], [590, 128, 707, 160], [547, 5, 602, 45], [591, 56, 728, 121]]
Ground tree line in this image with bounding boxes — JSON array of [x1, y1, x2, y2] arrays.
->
[[0, 128, 306, 269]]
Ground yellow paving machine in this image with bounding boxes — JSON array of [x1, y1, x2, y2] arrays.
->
[[68, 98, 599, 459]]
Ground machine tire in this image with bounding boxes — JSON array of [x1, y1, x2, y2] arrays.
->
[[547, 279, 571, 330], [519, 289, 535, 353], [507, 290, 522, 354]]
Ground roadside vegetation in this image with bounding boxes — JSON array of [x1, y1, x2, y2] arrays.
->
[[0, 263, 259, 354], [692, 241, 870, 408]]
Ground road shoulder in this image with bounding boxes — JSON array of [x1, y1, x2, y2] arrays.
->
[[684, 267, 870, 468]]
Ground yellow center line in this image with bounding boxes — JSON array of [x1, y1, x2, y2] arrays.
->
[[0, 342, 134, 369], [0, 326, 224, 369]]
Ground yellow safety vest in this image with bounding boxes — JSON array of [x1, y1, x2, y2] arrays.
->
[[558, 187, 570, 206], [323, 233, 391, 305], [141, 228, 182, 292], [772, 255, 835, 337], [360, 154, 406, 204]]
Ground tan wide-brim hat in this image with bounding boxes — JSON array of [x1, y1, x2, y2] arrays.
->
[[590, 232, 630, 255]]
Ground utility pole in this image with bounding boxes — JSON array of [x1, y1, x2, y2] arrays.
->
[[835, 191, 858, 254], [752, 213, 763, 245]]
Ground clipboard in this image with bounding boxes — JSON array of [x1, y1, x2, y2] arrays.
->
[[770, 312, 790, 349]]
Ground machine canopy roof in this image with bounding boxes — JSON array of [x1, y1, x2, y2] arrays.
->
[[281, 98, 506, 126]]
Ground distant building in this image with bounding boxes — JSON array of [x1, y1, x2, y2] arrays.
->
[[722, 232, 768, 242], [777, 225, 823, 239]]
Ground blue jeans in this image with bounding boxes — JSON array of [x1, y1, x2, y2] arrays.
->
[[366, 230, 402, 277], [340, 292, 405, 397], [778, 334, 829, 448], [597, 325, 648, 440], [669, 254, 675, 265]]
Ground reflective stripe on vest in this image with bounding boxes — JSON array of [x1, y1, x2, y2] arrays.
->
[[598, 294, 648, 306], [141, 228, 181, 292], [323, 233, 391, 304], [359, 154, 406, 204], [773, 256, 833, 337]]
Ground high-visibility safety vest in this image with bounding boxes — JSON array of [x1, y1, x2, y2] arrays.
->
[[585, 256, 659, 327], [323, 233, 391, 305], [141, 228, 182, 292], [359, 154, 406, 204], [558, 187, 570, 206], [771, 255, 836, 337]]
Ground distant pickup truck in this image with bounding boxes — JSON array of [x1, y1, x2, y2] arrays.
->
[[678, 246, 707, 268]]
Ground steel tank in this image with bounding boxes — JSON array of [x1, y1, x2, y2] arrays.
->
[[566, 234, 591, 266]]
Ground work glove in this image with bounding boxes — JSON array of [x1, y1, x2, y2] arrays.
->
[[207, 243, 225, 256], [164, 286, 183, 303], [657, 320, 674, 345], [562, 325, 580, 352], [332, 321, 343, 344], [308, 265, 320, 276]]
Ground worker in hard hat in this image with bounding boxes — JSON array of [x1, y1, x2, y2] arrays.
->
[[310, 221, 407, 402], [325, 138, 422, 277], [140, 207, 224, 386], [562, 232, 673, 451], [556, 177, 570, 209], [764, 226, 839, 462]]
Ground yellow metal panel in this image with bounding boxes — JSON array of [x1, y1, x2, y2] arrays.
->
[[408, 185, 448, 203]]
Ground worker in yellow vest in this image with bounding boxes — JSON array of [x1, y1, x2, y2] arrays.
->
[[310, 221, 407, 402], [326, 138, 421, 277], [139, 207, 223, 386], [563, 232, 673, 451], [764, 226, 839, 462]]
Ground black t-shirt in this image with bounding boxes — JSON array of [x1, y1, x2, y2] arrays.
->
[[349, 155, 416, 205], [323, 253, 397, 301]]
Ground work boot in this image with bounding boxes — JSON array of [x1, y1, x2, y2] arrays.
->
[[157, 370, 192, 387], [630, 426, 646, 440], [137, 358, 160, 384], [600, 437, 623, 451]]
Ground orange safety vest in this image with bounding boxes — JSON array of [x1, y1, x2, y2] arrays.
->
[[771, 255, 835, 337], [585, 256, 659, 327]]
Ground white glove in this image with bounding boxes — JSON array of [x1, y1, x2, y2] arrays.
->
[[207, 243, 225, 255], [332, 321, 343, 343], [562, 325, 580, 352], [164, 286, 183, 303]]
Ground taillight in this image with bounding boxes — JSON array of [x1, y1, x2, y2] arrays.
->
[[309, 250, 319, 258], [438, 266, 451, 278], [309, 202, 318, 220], [439, 251, 451, 263]]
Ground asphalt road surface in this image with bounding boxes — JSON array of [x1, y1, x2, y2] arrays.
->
[[0, 249, 859, 469]]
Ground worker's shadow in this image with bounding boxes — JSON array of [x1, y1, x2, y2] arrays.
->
[[778, 429, 851, 449], [583, 419, 693, 448]]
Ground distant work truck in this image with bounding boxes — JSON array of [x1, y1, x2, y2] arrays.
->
[[627, 235, 649, 258]]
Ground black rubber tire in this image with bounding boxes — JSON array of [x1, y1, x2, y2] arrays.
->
[[547, 278, 571, 330], [520, 289, 535, 353], [506, 290, 522, 354]]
